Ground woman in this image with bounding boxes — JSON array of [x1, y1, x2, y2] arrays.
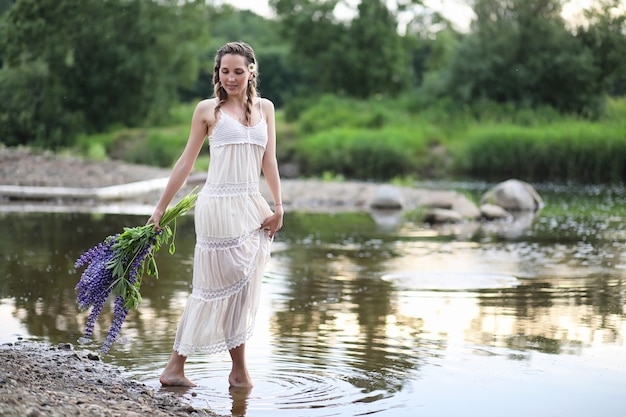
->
[[148, 42, 283, 388]]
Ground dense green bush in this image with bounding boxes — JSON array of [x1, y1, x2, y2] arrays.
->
[[1, 0, 206, 147], [73, 96, 626, 184], [0, 63, 83, 148], [294, 95, 411, 135], [454, 120, 626, 183], [294, 126, 434, 180]]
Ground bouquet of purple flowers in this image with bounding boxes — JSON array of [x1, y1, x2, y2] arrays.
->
[[74, 188, 198, 354]]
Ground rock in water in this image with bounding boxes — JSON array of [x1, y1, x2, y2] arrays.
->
[[480, 179, 543, 211]]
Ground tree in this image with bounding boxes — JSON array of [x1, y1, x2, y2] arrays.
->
[[1, 0, 208, 146], [404, 9, 462, 89], [424, 0, 602, 114], [269, 0, 351, 96], [575, 0, 626, 96], [269, 0, 411, 98], [347, 0, 411, 97], [0, 62, 83, 147], [179, 5, 298, 107]]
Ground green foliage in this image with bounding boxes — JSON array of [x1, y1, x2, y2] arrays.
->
[[270, 0, 410, 98], [295, 95, 402, 135], [295, 126, 432, 181], [575, 0, 626, 96], [1, 0, 208, 146], [75, 102, 207, 170], [0, 63, 83, 148], [77, 96, 626, 184], [602, 96, 626, 122], [254, 46, 303, 108], [421, 0, 605, 115], [290, 94, 626, 183], [291, 94, 443, 181], [344, 0, 412, 97], [453, 118, 626, 183]]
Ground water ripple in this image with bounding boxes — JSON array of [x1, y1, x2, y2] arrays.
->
[[177, 361, 407, 416]]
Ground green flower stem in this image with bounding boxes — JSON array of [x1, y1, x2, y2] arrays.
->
[[105, 187, 198, 310]]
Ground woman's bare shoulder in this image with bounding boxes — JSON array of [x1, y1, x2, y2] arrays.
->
[[259, 97, 275, 114], [196, 98, 218, 113], [194, 98, 218, 125]]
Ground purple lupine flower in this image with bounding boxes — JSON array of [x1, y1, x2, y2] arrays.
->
[[75, 235, 119, 339], [75, 234, 118, 269], [84, 295, 107, 340], [74, 188, 198, 354], [101, 295, 129, 354], [98, 238, 155, 353], [76, 245, 115, 308], [75, 233, 156, 353]]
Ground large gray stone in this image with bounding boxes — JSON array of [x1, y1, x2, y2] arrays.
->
[[480, 179, 543, 211], [480, 203, 513, 220], [370, 185, 404, 210], [423, 208, 464, 224], [417, 190, 481, 219]]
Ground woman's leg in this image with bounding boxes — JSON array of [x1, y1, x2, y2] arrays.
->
[[228, 344, 253, 387], [160, 351, 196, 387]]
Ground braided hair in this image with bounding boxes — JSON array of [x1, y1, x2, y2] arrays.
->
[[212, 42, 258, 126]]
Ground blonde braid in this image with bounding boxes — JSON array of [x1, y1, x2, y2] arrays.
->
[[245, 76, 258, 126], [212, 60, 227, 118]]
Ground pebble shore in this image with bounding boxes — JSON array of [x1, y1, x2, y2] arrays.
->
[[0, 340, 213, 417]]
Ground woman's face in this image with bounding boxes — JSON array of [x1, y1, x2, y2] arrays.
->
[[218, 53, 252, 97]]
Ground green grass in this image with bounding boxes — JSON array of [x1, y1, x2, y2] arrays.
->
[[74, 102, 208, 171], [75, 96, 626, 184]]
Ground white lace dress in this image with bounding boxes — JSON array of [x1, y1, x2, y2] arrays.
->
[[172, 102, 273, 356]]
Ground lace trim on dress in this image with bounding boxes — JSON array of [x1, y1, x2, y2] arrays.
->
[[211, 137, 267, 148], [173, 327, 253, 356], [200, 182, 260, 197], [189, 271, 252, 301], [210, 110, 268, 149], [195, 230, 257, 251]]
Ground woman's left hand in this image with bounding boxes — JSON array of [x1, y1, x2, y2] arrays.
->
[[261, 209, 283, 239]]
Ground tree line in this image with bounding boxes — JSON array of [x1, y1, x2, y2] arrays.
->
[[0, 0, 624, 149]]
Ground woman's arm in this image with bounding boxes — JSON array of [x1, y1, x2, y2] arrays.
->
[[260, 98, 283, 237], [148, 99, 215, 228]]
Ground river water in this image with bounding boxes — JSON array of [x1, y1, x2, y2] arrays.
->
[[1, 182, 625, 416]]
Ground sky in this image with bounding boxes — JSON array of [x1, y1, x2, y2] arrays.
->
[[216, 0, 475, 31], [215, 0, 609, 32]]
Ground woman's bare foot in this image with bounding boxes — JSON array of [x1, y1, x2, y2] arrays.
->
[[160, 372, 197, 387], [160, 351, 197, 387], [228, 344, 253, 387], [228, 371, 253, 388]]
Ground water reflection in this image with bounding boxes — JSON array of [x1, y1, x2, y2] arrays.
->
[[1, 183, 625, 416]]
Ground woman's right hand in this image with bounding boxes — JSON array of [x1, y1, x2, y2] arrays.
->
[[147, 209, 164, 230]]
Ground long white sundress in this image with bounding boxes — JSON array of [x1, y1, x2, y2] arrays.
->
[[173, 99, 273, 356]]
